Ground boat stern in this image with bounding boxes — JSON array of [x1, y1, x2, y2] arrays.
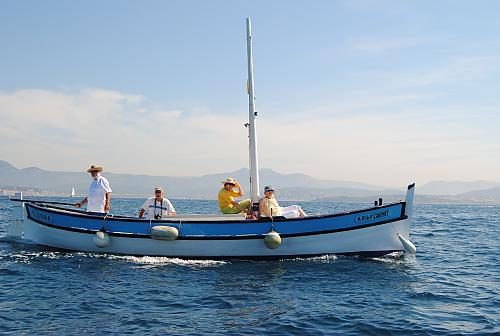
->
[[7, 192, 25, 240]]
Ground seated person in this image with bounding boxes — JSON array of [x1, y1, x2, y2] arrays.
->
[[218, 178, 251, 214], [139, 187, 176, 219], [259, 186, 306, 218]]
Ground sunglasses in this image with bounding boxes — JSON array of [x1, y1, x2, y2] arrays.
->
[[155, 190, 162, 193]]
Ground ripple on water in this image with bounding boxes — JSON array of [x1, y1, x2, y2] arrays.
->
[[104, 255, 229, 268]]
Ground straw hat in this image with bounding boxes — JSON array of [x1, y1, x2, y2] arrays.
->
[[221, 177, 237, 185], [86, 165, 103, 173]]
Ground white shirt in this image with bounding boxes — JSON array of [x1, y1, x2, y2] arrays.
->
[[87, 176, 112, 213], [141, 197, 175, 220]]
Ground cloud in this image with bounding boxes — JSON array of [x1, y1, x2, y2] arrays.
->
[[0, 89, 242, 174], [343, 37, 426, 54], [0, 88, 499, 186], [394, 56, 500, 88]]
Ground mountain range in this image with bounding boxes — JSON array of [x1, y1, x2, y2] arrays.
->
[[1, 160, 499, 204]]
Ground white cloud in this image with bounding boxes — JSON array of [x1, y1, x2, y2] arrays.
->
[[394, 56, 500, 88], [343, 37, 426, 54], [0, 88, 499, 186]]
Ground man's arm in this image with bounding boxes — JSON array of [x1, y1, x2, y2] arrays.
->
[[75, 197, 88, 208], [167, 200, 176, 215], [233, 181, 244, 197], [104, 192, 111, 213], [259, 199, 270, 217], [139, 208, 145, 218]]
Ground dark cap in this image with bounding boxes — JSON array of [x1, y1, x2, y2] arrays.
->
[[264, 186, 275, 193]]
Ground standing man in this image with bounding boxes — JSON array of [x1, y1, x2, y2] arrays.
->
[[139, 187, 176, 219], [75, 165, 112, 213], [218, 178, 251, 214]]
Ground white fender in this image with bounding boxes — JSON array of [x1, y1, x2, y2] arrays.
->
[[264, 230, 281, 249], [150, 226, 179, 241], [397, 233, 416, 254], [93, 231, 110, 248]]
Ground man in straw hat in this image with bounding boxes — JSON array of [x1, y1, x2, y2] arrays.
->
[[218, 177, 251, 215], [75, 165, 112, 213]]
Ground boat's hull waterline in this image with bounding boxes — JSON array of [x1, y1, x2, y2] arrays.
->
[[9, 184, 415, 259]]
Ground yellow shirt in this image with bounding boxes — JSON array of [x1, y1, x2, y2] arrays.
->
[[218, 188, 240, 210], [259, 196, 282, 217]]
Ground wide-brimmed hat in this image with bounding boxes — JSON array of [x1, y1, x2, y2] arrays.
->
[[264, 185, 275, 193], [86, 165, 103, 173], [221, 177, 237, 185]]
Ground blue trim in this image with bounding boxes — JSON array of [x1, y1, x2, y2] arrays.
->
[[25, 202, 407, 240], [35, 244, 403, 260]]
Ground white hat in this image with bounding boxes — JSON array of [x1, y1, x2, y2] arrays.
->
[[221, 177, 237, 185]]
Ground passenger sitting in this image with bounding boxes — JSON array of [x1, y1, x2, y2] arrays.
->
[[139, 187, 176, 219], [259, 186, 306, 218], [218, 178, 251, 214]]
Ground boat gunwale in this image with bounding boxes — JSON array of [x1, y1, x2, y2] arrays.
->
[[25, 202, 408, 239], [24, 200, 406, 224]]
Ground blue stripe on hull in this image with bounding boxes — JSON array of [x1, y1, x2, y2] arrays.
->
[[25, 202, 407, 239]]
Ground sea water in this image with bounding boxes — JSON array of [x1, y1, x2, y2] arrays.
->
[[0, 197, 498, 335]]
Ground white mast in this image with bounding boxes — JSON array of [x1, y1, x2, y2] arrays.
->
[[246, 17, 260, 209]]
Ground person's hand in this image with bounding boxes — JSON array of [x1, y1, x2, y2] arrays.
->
[[75, 202, 82, 208], [104, 203, 110, 213]]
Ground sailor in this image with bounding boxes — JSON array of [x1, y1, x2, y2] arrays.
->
[[139, 187, 176, 219], [218, 178, 251, 214], [75, 165, 112, 213], [259, 186, 306, 218]]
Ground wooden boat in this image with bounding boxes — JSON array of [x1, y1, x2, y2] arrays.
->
[[8, 18, 416, 259]]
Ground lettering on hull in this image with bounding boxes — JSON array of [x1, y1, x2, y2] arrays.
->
[[31, 209, 53, 223], [355, 210, 389, 223]]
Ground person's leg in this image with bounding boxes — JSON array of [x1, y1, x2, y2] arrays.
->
[[281, 209, 300, 218], [221, 206, 242, 214], [239, 199, 252, 213], [282, 205, 306, 217]]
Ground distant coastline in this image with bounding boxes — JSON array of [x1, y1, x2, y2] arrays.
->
[[2, 188, 500, 205], [2, 160, 500, 205]]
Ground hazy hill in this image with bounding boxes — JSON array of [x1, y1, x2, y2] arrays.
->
[[419, 180, 500, 195], [2, 160, 500, 204], [458, 187, 500, 199], [0, 160, 396, 199]]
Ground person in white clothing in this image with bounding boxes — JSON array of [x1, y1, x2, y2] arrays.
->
[[75, 165, 112, 213], [259, 186, 306, 218], [139, 187, 176, 220]]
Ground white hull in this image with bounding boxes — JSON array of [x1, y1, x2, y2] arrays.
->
[[20, 213, 410, 259]]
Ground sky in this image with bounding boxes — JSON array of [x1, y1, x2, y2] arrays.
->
[[1, 0, 499, 187]]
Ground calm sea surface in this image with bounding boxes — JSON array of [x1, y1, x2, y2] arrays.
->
[[0, 197, 498, 335]]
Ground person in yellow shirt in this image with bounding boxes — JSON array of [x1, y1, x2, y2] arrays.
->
[[259, 186, 306, 218], [218, 178, 251, 214]]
